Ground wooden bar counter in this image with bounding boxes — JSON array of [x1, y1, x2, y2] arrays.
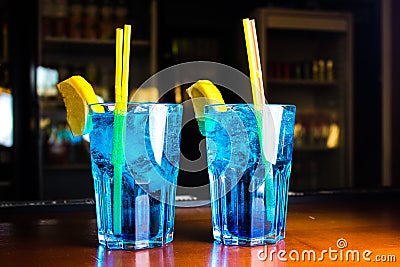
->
[[0, 192, 399, 266]]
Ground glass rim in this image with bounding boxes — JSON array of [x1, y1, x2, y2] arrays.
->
[[88, 101, 183, 108], [204, 103, 296, 108]]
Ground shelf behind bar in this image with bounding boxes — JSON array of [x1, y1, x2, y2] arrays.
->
[[267, 78, 337, 87], [256, 8, 351, 32], [42, 37, 151, 55], [43, 37, 150, 46], [294, 145, 339, 152]]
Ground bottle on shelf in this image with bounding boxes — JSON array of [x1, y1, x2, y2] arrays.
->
[[294, 119, 306, 147], [312, 60, 319, 80], [294, 61, 302, 80], [83, 0, 99, 40], [99, 0, 114, 40], [327, 113, 340, 149], [174, 85, 182, 104], [326, 59, 334, 81], [283, 62, 290, 80], [318, 59, 325, 81], [53, 0, 68, 38], [42, 0, 55, 38], [68, 0, 83, 39]]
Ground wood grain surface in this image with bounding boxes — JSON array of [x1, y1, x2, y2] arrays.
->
[[0, 194, 399, 266]]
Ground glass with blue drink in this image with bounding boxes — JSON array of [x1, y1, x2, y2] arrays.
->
[[204, 103, 296, 245], [89, 102, 183, 250]]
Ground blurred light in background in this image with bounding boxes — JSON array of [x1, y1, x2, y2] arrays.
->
[[0, 88, 12, 147], [36, 66, 58, 97]]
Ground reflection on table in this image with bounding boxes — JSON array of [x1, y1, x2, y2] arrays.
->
[[0, 192, 399, 266]]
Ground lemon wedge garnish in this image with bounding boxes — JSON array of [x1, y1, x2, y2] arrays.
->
[[186, 80, 226, 135], [56, 75, 103, 136]]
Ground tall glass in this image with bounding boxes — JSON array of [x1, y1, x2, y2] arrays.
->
[[204, 103, 296, 245], [89, 102, 183, 250]]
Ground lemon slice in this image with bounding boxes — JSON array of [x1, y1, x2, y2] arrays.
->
[[56, 75, 103, 136], [186, 80, 226, 135]]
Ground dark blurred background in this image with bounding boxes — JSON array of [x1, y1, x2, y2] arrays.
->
[[0, 0, 398, 201]]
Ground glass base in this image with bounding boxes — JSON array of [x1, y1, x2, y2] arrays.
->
[[104, 235, 174, 250], [214, 233, 278, 246]]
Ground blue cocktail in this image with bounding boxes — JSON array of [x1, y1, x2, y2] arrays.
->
[[89, 102, 183, 250], [204, 103, 296, 245]]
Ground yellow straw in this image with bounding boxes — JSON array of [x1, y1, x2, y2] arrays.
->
[[121, 24, 131, 107], [243, 18, 266, 113], [115, 28, 123, 103], [243, 18, 268, 162], [243, 18, 275, 221], [112, 25, 132, 235]]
